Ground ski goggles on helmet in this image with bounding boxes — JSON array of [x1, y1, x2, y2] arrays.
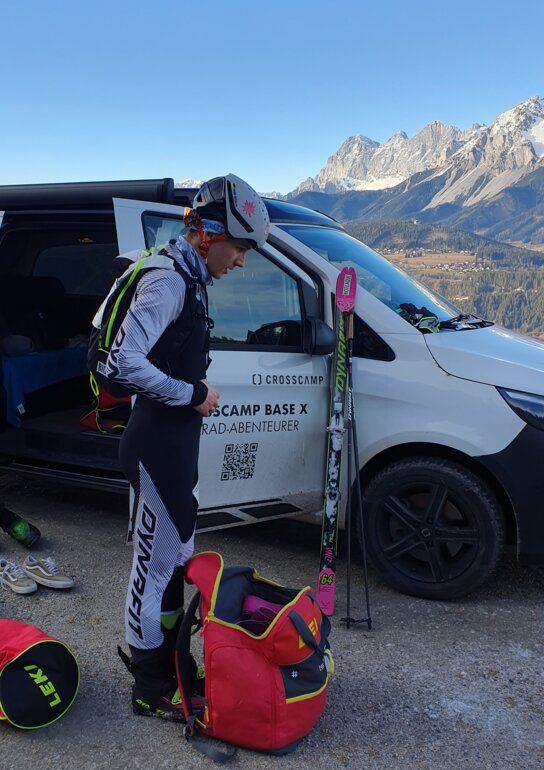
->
[[196, 177, 226, 206]]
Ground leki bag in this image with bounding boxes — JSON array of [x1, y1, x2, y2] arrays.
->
[[0, 620, 79, 729], [176, 552, 334, 759]]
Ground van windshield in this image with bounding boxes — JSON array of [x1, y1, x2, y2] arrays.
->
[[279, 225, 464, 328]]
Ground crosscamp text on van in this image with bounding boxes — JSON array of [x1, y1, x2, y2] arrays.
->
[[0, 178, 543, 600]]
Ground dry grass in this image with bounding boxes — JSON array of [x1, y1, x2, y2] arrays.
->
[[389, 251, 477, 267], [509, 241, 544, 254]]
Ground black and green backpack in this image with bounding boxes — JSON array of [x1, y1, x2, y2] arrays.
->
[[87, 248, 182, 398]]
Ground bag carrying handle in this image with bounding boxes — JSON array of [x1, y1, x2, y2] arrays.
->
[[307, 590, 332, 640], [288, 609, 329, 656]]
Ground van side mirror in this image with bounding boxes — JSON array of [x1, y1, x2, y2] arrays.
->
[[303, 317, 336, 356]]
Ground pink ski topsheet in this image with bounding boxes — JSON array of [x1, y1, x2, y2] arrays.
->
[[317, 568, 336, 616], [336, 267, 356, 314]]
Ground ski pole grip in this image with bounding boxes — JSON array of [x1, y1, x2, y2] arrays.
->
[[345, 313, 354, 341]]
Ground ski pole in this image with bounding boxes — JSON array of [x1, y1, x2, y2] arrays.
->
[[347, 368, 372, 630], [348, 381, 372, 631]]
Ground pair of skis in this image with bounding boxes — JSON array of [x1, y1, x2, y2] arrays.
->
[[316, 267, 372, 629]]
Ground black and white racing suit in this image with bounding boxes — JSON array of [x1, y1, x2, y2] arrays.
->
[[105, 236, 211, 650]]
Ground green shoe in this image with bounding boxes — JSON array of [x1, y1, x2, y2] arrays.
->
[[132, 685, 187, 722], [1, 509, 41, 549]]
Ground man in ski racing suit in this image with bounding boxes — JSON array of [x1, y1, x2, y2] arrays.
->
[[106, 175, 270, 721]]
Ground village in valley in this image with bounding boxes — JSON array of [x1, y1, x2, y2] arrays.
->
[[387, 248, 490, 272]]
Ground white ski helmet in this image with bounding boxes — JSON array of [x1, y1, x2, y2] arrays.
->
[[193, 174, 270, 248]]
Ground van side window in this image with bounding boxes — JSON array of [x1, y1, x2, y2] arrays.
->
[[209, 250, 303, 349], [142, 213, 185, 249], [353, 316, 395, 361], [34, 242, 119, 295], [142, 213, 303, 350], [0, 224, 118, 296]]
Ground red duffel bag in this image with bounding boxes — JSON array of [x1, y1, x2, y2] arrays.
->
[[176, 552, 334, 758], [0, 619, 79, 729]]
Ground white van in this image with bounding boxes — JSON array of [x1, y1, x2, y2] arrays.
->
[[1, 179, 543, 600]]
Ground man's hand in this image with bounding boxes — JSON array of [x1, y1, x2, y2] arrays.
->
[[193, 379, 220, 417]]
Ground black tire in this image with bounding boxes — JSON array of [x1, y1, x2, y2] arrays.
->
[[359, 457, 504, 600]]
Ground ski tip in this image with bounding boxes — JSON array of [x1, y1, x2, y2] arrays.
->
[[317, 569, 336, 616], [336, 267, 356, 314]]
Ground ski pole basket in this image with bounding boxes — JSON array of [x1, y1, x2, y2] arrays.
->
[[0, 620, 80, 729]]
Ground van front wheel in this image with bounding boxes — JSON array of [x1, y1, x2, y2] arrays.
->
[[361, 458, 504, 600]]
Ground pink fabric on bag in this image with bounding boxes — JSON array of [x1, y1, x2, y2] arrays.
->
[[241, 595, 283, 616]]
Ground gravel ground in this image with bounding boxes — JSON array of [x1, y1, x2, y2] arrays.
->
[[0, 473, 543, 770]]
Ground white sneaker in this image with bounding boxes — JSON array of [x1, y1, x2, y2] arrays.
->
[[0, 558, 38, 594], [22, 556, 74, 589]]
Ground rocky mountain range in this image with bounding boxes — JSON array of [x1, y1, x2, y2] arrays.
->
[[288, 96, 544, 243]]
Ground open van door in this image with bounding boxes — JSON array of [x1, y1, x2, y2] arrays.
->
[[112, 198, 330, 530]]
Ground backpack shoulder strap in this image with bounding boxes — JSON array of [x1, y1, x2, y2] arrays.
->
[[175, 591, 201, 726], [174, 592, 237, 763]]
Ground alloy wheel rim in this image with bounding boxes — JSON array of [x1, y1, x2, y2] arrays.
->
[[376, 481, 481, 584]]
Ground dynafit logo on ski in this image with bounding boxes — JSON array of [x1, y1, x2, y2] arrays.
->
[[335, 316, 347, 393]]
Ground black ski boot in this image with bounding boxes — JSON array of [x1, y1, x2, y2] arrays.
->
[[0, 505, 41, 549], [160, 613, 205, 697], [118, 645, 186, 722], [160, 565, 186, 677], [161, 612, 184, 665]]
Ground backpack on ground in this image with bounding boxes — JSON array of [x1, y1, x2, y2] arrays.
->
[[0, 619, 79, 729], [175, 552, 334, 759]]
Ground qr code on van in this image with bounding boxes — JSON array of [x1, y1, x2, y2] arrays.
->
[[221, 443, 258, 481]]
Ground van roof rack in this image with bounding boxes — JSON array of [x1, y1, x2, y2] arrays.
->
[[0, 179, 176, 209], [0, 178, 342, 229]]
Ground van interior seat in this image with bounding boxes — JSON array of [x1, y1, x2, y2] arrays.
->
[[0, 275, 69, 350], [0, 274, 90, 427]]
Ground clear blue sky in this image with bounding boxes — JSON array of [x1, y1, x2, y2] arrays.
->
[[1, 0, 543, 194]]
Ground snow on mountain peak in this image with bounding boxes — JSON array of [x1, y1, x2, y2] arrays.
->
[[175, 178, 203, 188], [289, 96, 544, 198], [291, 121, 465, 196], [491, 97, 544, 157], [495, 95, 544, 127]]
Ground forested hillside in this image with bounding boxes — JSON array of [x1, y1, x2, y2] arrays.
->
[[402, 266, 544, 338], [345, 220, 544, 266], [342, 219, 544, 337]]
